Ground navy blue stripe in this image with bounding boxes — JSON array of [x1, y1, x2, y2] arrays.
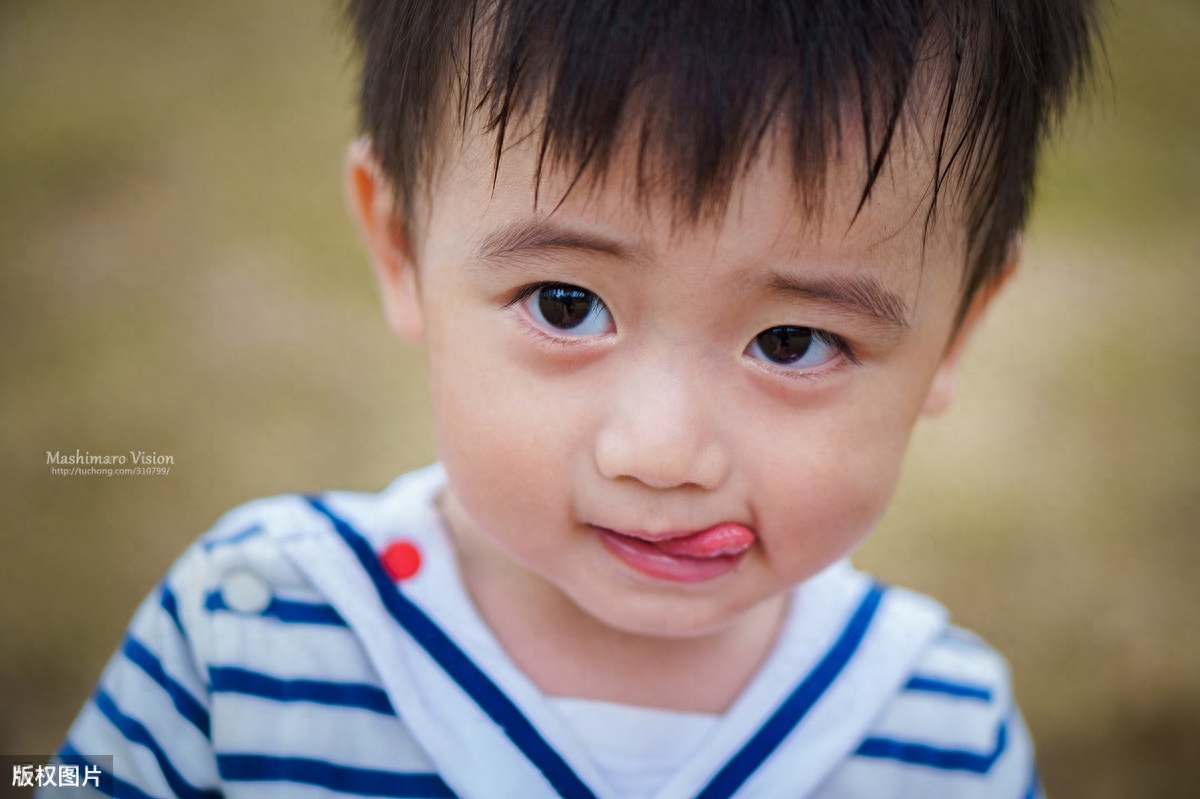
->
[[160, 584, 186, 639], [93, 690, 222, 799], [855, 716, 1009, 774], [202, 523, 264, 550], [218, 754, 456, 798], [123, 636, 211, 737], [266, 597, 348, 625], [306, 495, 600, 799], [694, 584, 887, 799], [57, 743, 138, 799], [904, 675, 993, 702], [204, 589, 347, 626], [209, 666, 395, 715]]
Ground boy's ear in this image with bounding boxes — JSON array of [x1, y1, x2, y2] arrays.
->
[[344, 137, 425, 343], [921, 238, 1022, 416]]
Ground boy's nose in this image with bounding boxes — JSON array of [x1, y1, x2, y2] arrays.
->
[[592, 359, 730, 492]]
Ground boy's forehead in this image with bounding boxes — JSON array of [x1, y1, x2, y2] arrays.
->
[[432, 110, 967, 292]]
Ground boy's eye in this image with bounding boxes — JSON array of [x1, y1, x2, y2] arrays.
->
[[746, 326, 842, 370], [522, 283, 613, 337]]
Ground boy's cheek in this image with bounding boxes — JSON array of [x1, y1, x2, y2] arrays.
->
[[762, 443, 899, 528], [746, 401, 912, 536], [427, 353, 578, 499]]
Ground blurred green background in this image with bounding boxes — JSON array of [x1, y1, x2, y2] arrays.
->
[[0, 0, 1196, 795]]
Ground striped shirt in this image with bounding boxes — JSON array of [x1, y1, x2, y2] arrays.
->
[[45, 464, 1042, 798]]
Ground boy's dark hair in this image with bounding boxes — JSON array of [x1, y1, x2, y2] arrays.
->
[[344, 0, 1100, 325]]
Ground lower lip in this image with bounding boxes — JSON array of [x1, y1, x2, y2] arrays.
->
[[595, 527, 751, 584]]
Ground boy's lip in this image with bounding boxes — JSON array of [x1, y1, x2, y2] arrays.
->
[[592, 523, 757, 583]]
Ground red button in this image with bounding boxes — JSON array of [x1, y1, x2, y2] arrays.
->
[[381, 541, 422, 581]]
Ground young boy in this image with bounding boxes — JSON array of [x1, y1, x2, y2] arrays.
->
[[47, 1, 1099, 796]]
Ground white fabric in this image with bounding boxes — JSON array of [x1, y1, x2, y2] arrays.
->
[[548, 698, 720, 799], [43, 463, 1043, 799]]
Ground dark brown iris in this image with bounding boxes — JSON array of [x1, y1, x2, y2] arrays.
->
[[755, 326, 813, 364], [538, 285, 596, 329]]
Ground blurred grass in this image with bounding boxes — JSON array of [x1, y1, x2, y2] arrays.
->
[[0, 0, 1196, 795]]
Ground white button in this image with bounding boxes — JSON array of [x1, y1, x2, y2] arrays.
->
[[221, 569, 271, 614]]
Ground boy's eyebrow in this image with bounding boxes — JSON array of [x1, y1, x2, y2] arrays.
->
[[765, 272, 911, 331], [472, 219, 638, 264], [471, 219, 910, 331]]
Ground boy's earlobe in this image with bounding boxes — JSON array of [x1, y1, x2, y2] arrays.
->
[[921, 238, 1023, 417], [344, 137, 425, 344]]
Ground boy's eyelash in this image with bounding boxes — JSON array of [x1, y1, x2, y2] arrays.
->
[[504, 282, 596, 308], [505, 283, 542, 307], [817, 331, 860, 365]]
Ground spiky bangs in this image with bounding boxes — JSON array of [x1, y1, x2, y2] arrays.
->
[[345, 0, 1099, 323]]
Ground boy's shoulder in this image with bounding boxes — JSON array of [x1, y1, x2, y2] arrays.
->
[[149, 464, 448, 669], [819, 621, 1037, 797], [195, 462, 446, 554], [171, 463, 447, 597], [49, 467, 451, 798]]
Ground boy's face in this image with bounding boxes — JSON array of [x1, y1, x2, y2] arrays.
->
[[350, 118, 998, 640]]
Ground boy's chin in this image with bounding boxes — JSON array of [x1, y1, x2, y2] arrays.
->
[[566, 581, 787, 642]]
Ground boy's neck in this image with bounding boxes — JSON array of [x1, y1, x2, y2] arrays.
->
[[436, 489, 790, 715]]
